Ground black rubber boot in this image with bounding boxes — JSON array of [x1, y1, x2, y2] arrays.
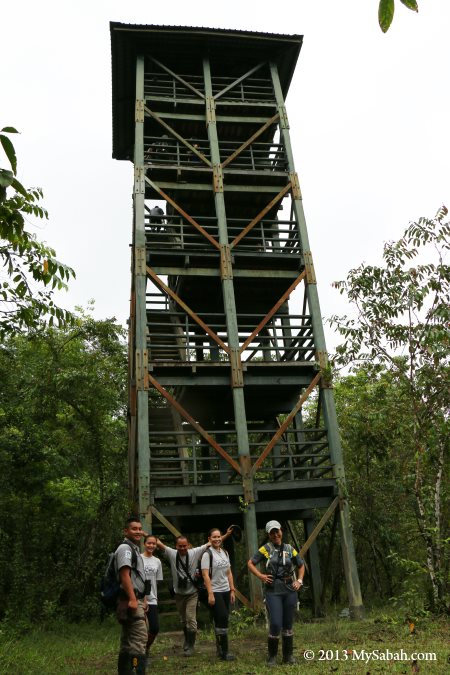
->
[[129, 654, 146, 674], [118, 653, 130, 675], [182, 626, 188, 652], [215, 633, 221, 656], [184, 630, 196, 656], [218, 633, 235, 661], [282, 634, 295, 664], [267, 636, 279, 665]]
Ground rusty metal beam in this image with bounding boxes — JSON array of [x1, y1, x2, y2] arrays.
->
[[240, 270, 306, 355], [148, 373, 242, 475], [234, 588, 252, 609], [144, 106, 212, 167], [230, 183, 291, 249], [221, 113, 280, 169], [149, 505, 181, 537], [145, 176, 220, 250], [146, 264, 230, 354], [149, 56, 206, 100], [251, 371, 322, 475], [299, 497, 340, 557]]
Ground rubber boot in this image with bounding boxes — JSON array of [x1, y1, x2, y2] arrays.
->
[[184, 630, 196, 656], [215, 633, 221, 656], [118, 652, 130, 675], [282, 634, 295, 664], [130, 654, 146, 674], [145, 632, 157, 667], [218, 633, 235, 661], [267, 636, 279, 665], [182, 626, 188, 652]]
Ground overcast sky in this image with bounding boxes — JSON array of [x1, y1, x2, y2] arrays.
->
[[2, 1, 449, 351]]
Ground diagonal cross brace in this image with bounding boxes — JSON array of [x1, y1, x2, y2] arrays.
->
[[251, 371, 322, 475], [221, 113, 280, 169], [144, 106, 212, 167], [230, 183, 292, 249], [145, 176, 220, 250], [148, 373, 242, 475], [213, 62, 267, 101], [150, 505, 181, 537], [240, 270, 306, 356], [149, 56, 206, 100], [299, 497, 340, 557], [146, 264, 230, 355]]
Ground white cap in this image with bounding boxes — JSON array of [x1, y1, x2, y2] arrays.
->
[[265, 520, 281, 533]]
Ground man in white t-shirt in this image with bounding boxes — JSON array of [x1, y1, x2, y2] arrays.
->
[[156, 527, 234, 656]]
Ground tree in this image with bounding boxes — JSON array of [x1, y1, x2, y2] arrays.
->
[[378, 0, 418, 33], [0, 311, 128, 623], [330, 208, 449, 612], [0, 127, 75, 337]]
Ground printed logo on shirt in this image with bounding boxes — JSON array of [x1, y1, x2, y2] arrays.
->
[[213, 551, 230, 569], [124, 549, 132, 559]]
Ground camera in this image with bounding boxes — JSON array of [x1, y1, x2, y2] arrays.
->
[[177, 576, 188, 589]]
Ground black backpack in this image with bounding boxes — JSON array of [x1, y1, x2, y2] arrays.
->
[[100, 544, 137, 611]]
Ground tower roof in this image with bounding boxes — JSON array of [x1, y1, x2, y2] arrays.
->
[[110, 23, 303, 160]]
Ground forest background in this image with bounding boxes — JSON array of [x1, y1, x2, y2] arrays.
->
[[0, 3, 448, 662], [0, 123, 448, 631]]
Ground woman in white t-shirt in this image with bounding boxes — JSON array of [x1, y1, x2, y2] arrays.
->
[[201, 527, 236, 662], [141, 534, 163, 662]]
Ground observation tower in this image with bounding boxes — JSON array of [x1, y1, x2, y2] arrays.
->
[[110, 23, 363, 616]]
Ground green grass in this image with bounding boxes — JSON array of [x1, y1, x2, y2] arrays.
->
[[0, 609, 448, 673]]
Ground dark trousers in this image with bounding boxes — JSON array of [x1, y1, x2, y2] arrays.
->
[[265, 590, 297, 636], [146, 604, 159, 635], [209, 591, 231, 631]]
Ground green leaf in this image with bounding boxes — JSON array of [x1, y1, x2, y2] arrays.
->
[[10, 177, 28, 198], [0, 134, 17, 174], [0, 168, 14, 188], [0, 126, 19, 133], [400, 0, 418, 11], [379, 0, 395, 32]]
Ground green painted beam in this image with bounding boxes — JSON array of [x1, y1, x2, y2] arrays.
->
[[269, 61, 364, 618]]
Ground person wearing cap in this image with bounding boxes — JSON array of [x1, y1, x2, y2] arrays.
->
[[248, 520, 305, 665]]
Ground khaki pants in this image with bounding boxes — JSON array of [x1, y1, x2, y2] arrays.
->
[[119, 599, 148, 655], [175, 592, 198, 631]]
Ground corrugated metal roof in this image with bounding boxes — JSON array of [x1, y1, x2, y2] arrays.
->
[[110, 23, 303, 160]]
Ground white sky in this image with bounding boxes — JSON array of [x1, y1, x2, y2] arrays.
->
[[2, 1, 449, 351]]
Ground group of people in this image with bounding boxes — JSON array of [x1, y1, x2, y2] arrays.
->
[[114, 515, 305, 674]]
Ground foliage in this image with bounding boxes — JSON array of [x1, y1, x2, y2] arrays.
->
[[378, 0, 419, 33], [0, 310, 128, 624], [0, 126, 75, 337], [330, 209, 449, 612]]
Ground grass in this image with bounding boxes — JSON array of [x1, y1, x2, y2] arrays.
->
[[0, 608, 448, 673]]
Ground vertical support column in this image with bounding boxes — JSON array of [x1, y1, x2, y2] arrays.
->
[[303, 517, 324, 617], [134, 55, 151, 534], [203, 58, 262, 609], [270, 62, 364, 618]]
